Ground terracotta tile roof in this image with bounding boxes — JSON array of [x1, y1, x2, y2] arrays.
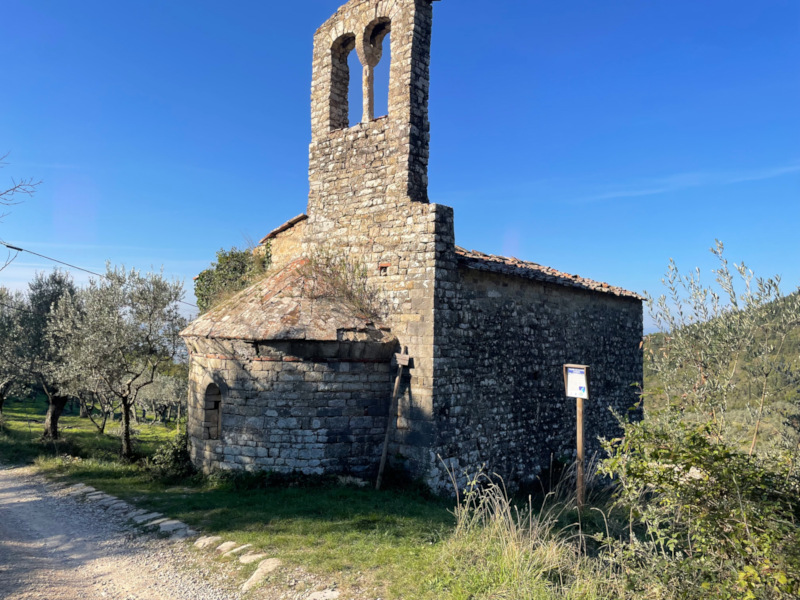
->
[[455, 246, 642, 300], [258, 214, 308, 245]]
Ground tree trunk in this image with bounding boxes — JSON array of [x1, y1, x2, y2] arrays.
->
[[749, 375, 770, 457], [43, 395, 69, 440], [0, 381, 12, 415], [79, 396, 89, 418], [121, 399, 133, 460], [88, 400, 108, 434]]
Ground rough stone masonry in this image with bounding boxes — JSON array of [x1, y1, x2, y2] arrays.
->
[[181, 0, 644, 494]]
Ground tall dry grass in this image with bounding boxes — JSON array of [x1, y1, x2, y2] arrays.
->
[[425, 461, 665, 600]]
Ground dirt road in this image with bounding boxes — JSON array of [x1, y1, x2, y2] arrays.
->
[[0, 465, 241, 600]]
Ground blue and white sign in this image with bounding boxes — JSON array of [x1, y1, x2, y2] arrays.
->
[[564, 365, 589, 400]]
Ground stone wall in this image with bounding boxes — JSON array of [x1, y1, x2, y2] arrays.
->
[[185, 337, 393, 477], [265, 218, 307, 274], [427, 266, 643, 493]]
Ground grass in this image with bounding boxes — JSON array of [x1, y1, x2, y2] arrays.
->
[[0, 395, 457, 598], [40, 458, 455, 597], [0, 394, 171, 463], [0, 395, 676, 599]]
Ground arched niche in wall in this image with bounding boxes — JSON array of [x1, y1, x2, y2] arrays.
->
[[203, 383, 222, 441]]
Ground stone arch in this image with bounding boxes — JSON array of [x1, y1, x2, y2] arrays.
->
[[330, 32, 358, 131], [359, 17, 391, 67]]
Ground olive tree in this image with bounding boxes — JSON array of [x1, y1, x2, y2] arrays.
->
[[139, 372, 188, 425], [50, 266, 187, 459], [644, 240, 800, 450], [0, 272, 78, 438], [0, 153, 39, 212], [0, 287, 24, 415], [601, 242, 800, 599]]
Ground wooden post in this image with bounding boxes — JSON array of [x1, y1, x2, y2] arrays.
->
[[376, 350, 411, 491], [564, 364, 590, 511], [576, 396, 585, 510]]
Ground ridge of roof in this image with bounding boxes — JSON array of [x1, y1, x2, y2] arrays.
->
[[259, 214, 308, 245], [455, 246, 642, 300]]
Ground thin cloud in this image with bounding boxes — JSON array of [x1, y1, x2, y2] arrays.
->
[[579, 187, 670, 202], [575, 162, 800, 204], [11, 162, 83, 171], [728, 164, 800, 184], [0, 264, 93, 292]]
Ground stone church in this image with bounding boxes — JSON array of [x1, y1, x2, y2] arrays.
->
[[181, 0, 643, 493]]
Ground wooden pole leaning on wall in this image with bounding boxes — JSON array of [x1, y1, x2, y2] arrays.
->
[[376, 348, 411, 491]]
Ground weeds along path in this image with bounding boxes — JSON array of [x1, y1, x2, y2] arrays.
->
[[0, 465, 241, 600]]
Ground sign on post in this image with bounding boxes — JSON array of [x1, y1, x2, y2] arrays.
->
[[563, 364, 590, 510], [564, 366, 589, 400]]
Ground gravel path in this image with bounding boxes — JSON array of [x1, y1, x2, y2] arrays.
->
[[0, 465, 242, 600]]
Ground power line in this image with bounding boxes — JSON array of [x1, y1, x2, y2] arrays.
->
[[2, 242, 104, 278], [0, 299, 36, 315], [0, 241, 198, 310]]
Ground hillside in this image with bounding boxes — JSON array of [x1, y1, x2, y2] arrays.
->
[[644, 291, 800, 451]]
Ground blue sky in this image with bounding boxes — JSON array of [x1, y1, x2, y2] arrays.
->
[[1, 0, 798, 323]]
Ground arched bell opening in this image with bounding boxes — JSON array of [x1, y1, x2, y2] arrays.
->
[[362, 18, 392, 121], [330, 33, 358, 130]]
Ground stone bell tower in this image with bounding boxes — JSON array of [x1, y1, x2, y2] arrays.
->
[[307, 0, 435, 220]]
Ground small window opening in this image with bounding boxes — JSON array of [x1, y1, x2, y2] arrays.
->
[[362, 18, 391, 122], [347, 49, 363, 126], [372, 29, 391, 118], [203, 383, 221, 441], [379, 262, 390, 277]]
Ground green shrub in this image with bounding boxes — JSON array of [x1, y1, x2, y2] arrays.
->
[[146, 432, 196, 482], [207, 468, 343, 492], [601, 414, 800, 599], [194, 245, 270, 313]]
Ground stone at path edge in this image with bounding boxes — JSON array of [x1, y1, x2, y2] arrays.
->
[[241, 558, 282, 593], [194, 535, 223, 549]]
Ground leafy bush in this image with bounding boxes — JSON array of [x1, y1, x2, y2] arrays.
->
[[194, 245, 270, 313], [644, 241, 800, 454], [601, 243, 800, 599], [207, 468, 340, 492], [601, 414, 800, 599], [147, 432, 196, 482]]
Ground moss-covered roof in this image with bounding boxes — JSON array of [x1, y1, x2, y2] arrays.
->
[[180, 259, 394, 344]]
